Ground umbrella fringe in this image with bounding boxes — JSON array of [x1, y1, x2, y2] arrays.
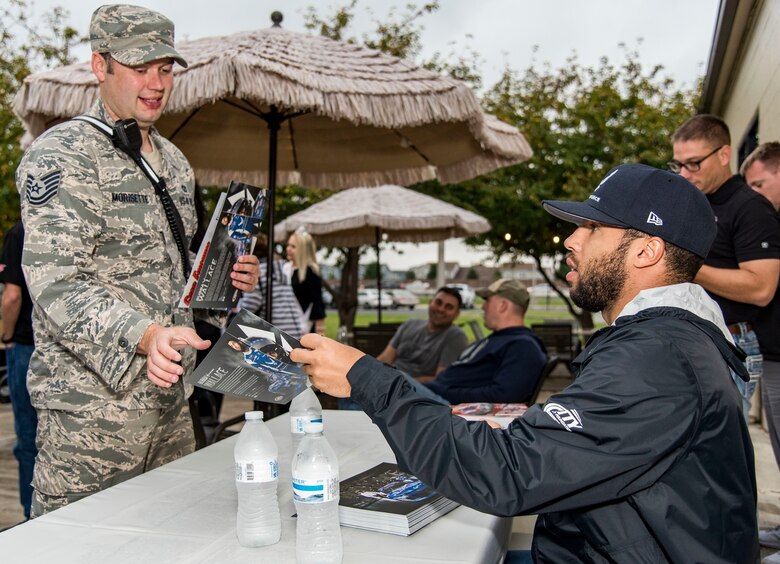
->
[[15, 64, 530, 161], [438, 154, 530, 185], [193, 166, 444, 190], [273, 185, 490, 248]]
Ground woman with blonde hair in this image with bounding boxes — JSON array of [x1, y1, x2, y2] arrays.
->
[[286, 228, 326, 334], [237, 233, 305, 340]]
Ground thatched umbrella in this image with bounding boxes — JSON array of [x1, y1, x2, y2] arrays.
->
[[274, 185, 490, 325], [14, 14, 531, 319]]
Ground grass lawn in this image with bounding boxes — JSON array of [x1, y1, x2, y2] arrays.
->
[[323, 295, 602, 342]]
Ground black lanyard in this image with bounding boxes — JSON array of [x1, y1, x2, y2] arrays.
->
[[73, 115, 191, 278]]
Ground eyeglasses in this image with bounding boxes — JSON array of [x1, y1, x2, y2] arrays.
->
[[667, 145, 724, 173]]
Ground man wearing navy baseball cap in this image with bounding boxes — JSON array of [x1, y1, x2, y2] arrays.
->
[[291, 163, 758, 561]]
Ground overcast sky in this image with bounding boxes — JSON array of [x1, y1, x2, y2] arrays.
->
[[25, 0, 721, 270]]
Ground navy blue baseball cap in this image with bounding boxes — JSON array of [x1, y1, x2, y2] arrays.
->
[[542, 163, 716, 258]]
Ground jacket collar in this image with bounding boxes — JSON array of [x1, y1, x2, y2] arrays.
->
[[588, 285, 748, 382], [614, 283, 733, 344]]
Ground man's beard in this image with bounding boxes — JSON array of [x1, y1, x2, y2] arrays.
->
[[569, 236, 632, 313]]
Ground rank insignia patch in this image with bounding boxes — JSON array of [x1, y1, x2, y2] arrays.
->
[[25, 170, 62, 206]]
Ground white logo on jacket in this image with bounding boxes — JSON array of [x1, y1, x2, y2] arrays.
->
[[544, 403, 582, 431]]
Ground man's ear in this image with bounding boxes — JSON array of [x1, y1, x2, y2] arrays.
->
[[91, 52, 107, 82], [718, 144, 733, 166], [635, 236, 664, 269]]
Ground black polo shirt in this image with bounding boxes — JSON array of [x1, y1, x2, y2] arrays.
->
[[0, 221, 34, 345], [704, 175, 780, 325], [754, 205, 780, 361]]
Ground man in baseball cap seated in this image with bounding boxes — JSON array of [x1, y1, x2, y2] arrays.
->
[[421, 278, 547, 404], [293, 163, 757, 561]]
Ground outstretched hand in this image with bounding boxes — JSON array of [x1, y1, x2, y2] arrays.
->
[[291, 334, 365, 398], [139, 324, 211, 387]]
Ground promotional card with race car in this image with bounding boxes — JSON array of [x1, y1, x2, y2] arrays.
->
[[187, 309, 309, 404], [179, 180, 268, 309]]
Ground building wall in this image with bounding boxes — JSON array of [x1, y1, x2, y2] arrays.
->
[[721, 0, 780, 164]]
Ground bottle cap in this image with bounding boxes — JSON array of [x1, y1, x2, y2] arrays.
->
[[245, 411, 264, 421], [303, 422, 324, 435]]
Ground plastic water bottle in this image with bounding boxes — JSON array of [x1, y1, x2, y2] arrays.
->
[[292, 422, 343, 564], [234, 411, 281, 547], [290, 387, 323, 452]]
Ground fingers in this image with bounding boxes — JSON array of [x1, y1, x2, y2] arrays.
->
[[232, 254, 260, 291], [290, 335, 363, 398], [143, 326, 204, 388], [146, 342, 184, 388], [299, 333, 322, 349]]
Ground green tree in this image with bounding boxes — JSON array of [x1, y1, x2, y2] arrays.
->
[[363, 261, 381, 280], [415, 48, 700, 327], [301, 2, 701, 330], [0, 0, 84, 238], [426, 263, 437, 280], [405, 269, 415, 281], [467, 267, 478, 280]]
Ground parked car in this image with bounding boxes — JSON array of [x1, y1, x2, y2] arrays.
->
[[357, 289, 393, 309], [386, 288, 419, 310], [446, 283, 476, 309]]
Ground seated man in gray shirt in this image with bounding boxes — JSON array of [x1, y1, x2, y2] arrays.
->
[[376, 287, 468, 381]]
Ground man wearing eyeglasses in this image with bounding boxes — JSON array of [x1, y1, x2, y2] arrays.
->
[[670, 115, 780, 419]]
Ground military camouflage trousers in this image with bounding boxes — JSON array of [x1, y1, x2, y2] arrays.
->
[[30, 398, 194, 517]]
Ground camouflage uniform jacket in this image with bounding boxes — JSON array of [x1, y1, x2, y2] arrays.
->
[[17, 99, 218, 411]]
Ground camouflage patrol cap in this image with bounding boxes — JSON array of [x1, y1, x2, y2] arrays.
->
[[476, 279, 531, 310], [90, 4, 188, 68]]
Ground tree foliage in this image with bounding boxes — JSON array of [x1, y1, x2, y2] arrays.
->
[[302, 2, 702, 328], [363, 261, 380, 280], [415, 48, 700, 326], [0, 0, 83, 239]]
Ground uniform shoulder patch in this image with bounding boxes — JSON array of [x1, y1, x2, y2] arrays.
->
[[25, 169, 62, 206]]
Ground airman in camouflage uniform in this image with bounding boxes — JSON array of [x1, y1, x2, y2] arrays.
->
[[16, 4, 260, 516]]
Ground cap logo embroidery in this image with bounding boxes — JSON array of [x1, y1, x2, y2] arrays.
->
[[647, 212, 663, 226], [595, 169, 619, 191], [543, 403, 582, 431]]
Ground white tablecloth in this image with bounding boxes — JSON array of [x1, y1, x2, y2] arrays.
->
[[0, 410, 510, 563]]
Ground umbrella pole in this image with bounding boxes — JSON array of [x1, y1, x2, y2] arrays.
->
[[259, 108, 280, 418], [264, 108, 281, 326], [376, 227, 382, 325]]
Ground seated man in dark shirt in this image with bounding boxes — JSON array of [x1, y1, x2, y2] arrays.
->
[[425, 279, 547, 404]]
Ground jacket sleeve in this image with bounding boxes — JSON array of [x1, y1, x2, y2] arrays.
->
[[348, 330, 700, 517], [18, 136, 154, 392]]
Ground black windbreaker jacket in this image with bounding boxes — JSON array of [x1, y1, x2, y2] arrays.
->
[[348, 306, 759, 563]]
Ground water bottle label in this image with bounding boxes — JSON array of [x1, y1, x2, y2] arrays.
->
[[290, 416, 324, 434], [235, 458, 278, 483], [292, 476, 339, 503]]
